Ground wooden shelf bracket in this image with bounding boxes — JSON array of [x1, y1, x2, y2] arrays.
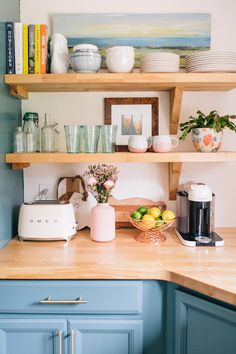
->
[[169, 162, 182, 200], [9, 85, 28, 99], [170, 87, 183, 134]]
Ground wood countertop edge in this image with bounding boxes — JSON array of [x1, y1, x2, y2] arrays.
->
[[0, 267, 235, 306]]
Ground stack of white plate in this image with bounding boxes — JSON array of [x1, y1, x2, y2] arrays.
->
[[186, 51, 236, 72], [140, 52, 180, 73]]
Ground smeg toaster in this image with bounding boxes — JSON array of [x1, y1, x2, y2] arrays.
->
[[18, 200, 77, 241]]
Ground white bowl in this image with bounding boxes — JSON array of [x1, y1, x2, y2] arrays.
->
[[73, 44, 98, 52], [106, 57, 134, 73], [106, 46, 134, 53], [70, 52, 102, 72]]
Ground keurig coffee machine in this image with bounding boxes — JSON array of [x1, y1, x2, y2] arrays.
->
[[176, 183, 224, 246]]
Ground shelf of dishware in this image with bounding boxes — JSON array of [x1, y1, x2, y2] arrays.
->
[[6, 72, 236, 135]]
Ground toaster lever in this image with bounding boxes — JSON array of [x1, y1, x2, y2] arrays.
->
[[39, 296, 87, 304]]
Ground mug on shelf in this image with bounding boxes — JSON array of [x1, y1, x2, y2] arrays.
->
[[152, 135, 178, 153], [128, 135, 152, 153]]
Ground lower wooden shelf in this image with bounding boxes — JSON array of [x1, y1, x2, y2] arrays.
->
[[6, 151, 236, 200]]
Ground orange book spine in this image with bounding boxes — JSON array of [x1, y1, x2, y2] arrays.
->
[[40, 24, 47, 74]]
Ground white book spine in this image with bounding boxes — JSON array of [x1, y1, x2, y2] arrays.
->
[[14, 23, 23, 74]]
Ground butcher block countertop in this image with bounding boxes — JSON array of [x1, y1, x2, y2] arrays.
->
[[0, 228, 236, 306]]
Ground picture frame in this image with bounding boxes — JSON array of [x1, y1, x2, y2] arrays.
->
[[104, 97, 159, 151]]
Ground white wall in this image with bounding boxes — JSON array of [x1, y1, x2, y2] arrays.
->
[[20, 0, 236, 226]]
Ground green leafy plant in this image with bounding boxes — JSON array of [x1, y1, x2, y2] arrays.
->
[[179, 110, 236, 140]]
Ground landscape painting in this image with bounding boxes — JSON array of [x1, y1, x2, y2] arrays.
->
[[53, 13, 211, 66]]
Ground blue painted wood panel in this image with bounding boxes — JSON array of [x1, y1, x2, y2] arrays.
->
[[0, 1, 23, 248], [0, 318, 67, 354], [0, 280, 143, 314], [175, 289, 236, 354], [68, 319, 143, 354]]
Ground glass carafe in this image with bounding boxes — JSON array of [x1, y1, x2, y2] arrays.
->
[[41, 113, 59, 152]]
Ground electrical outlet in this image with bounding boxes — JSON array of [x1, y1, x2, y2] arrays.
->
[[39, 184, 53, 200]]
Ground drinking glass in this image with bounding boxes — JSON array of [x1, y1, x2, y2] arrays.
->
[[64, 125, 81, 153], [101, 125, 118, 153], [82, 125, 101, 153]]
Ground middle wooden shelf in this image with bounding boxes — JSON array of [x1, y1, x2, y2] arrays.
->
[[6, 151, 236, 200]]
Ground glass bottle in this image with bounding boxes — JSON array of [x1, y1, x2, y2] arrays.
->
[[41, 113, 55, 152], [22, 112, 40, 152], [13, 127, 25, 153], [25, 127, 36, 152]]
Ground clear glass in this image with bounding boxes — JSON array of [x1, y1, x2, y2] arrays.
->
[[23, 113, 39, 151], [101, 125, 118, 153], [41, 113, 60, 153], [13, 127, 25, 153], [82, 125, 101, 153], [64, 125, 81, 153], [25, 127, 36, 152]]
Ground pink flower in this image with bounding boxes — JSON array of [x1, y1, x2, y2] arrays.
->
[[87, 176, 97, 186], [104, 180, 114, 190]]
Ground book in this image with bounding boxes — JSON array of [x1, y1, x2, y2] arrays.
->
[[28, 24, 35, 74], [40, 24, 47, 74], [22, 24, 28, 74], [14, 23, 23, 74], [34, 24, 41, 74], [5, 22, 15, 74]]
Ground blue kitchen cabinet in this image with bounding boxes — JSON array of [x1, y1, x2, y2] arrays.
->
[[0, 280, 165, 354], [0, 318, 67, 354], [174, 289, 236, 354], [68, 319, 143, 354]]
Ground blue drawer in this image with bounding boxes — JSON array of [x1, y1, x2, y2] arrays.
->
[[0, 280, 143, 315]]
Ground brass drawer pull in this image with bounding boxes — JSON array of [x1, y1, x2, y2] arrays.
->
[[39, 296, 87, 304]]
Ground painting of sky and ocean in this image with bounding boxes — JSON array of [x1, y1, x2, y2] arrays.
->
[[53, 13, 211, 66]]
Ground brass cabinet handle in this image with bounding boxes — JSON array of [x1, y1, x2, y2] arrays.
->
[[70, 330, 75, 354], [39, 296, 87, 304], [57, 330, 63, 354]]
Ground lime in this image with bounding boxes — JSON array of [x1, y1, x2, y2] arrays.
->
[[131, 211, 142, 220], [156, 218, 165, 227], [137, 206, 148, 216]]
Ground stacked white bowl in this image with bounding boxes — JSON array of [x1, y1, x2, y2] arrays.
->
[[106, 46, 134, 73], [70, 44, 102, 73], [140, 52, 180, 72], [185, 51, 236, 72]]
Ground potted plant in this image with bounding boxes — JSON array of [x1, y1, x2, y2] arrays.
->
[[179, 110, 236, 152]]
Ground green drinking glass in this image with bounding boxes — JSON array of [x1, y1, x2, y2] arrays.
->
[[101, 125, 118, 153], [82, 125, 101, 153], [64, 125, 81, 153]]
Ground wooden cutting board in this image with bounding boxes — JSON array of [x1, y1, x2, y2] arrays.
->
[[57, 176, 88, 202], [109, 196, 166, 228]]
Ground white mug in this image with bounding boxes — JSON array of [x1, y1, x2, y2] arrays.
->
[[152, 135, 178, 153], [128, 135, 152, 153]]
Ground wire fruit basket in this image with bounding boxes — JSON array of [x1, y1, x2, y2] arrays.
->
[[127, 211, 176, 244]]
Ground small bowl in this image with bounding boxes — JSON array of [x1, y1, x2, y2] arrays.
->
[[73, 44, 98, 53], [70, 52, 102, 73]]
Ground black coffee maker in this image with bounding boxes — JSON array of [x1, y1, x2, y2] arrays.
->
[[176, 183, 223, 246]]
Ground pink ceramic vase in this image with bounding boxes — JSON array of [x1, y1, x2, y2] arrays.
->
[[90, 203, 115, 242]]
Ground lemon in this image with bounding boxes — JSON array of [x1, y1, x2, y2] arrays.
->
[[148, 207, 161, 219], [137, 206, 148, 216], [141, 214, 156, 229], [131, 211, 142, 220], [162, 210, 176, 223]]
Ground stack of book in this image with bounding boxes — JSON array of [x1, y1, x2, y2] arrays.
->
[[5, 22, 47, 74]]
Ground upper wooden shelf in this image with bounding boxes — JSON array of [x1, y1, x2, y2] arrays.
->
[[5, 73, 236, 97], [6, 73, 236, 134]]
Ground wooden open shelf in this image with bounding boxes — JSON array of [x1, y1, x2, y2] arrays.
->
[[5, 73, 236, 134], [6, 152, 236, 200]]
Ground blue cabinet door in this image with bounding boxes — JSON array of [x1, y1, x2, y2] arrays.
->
[[174, 290, 236, 354], [68, 319, 143, 354], [0, 318, 67, 354]]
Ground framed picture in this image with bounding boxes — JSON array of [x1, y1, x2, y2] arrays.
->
[[104, 97, 158, 151], [53, 13, 211, 67]]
